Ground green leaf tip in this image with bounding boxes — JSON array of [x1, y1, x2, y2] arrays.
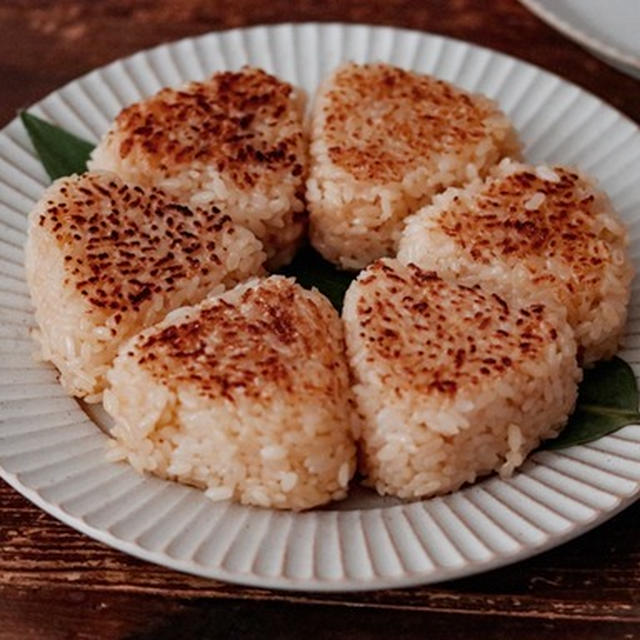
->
[[544, 356, 640, 450], [20, 111, 95, 181]]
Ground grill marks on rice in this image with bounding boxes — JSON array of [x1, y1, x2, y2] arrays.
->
[[105, 277, 357, 510], [437, 168, 606, 267], [135, 280, 334, 400], [398, 159, 633, 363], [89, 67, 308, 268], [307, 63, 519, 269], [342, 258, 581, 499], [350, 260, 561, 396], [111, 69, 304, 186], [25, 171, 265, 399], [322, 65, 504, 182], [41, 175, 236, 314]]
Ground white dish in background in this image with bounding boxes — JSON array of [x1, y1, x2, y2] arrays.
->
[[520, 0, 640, 78], [1, 23, 640, 592]]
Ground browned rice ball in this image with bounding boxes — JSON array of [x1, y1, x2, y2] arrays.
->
[[307, 63, 519, 269], [89, 67, 308, 268]]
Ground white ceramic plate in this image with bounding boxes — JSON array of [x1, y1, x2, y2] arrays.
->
[[520, 0, 640, 78], [2, 23, 640, 592]]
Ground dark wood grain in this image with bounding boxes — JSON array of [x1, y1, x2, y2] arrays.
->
[[3, 479, 640, 639], [2, 1, 640, 638], [1, 0, 639, 126]]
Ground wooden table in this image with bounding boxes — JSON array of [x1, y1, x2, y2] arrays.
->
[[1, 1, 639, 638]]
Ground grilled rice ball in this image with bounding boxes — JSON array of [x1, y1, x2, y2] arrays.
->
[[89, 67, 308, 268], [307, 63, 519, 269], [342, 258, 580, 499], [105, 276, 357, 511], [398, 159, 633, 364]]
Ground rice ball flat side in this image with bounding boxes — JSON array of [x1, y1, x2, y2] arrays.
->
[[88, 67, 308, 268], [25, 171, 265, 400], [307, 63, 519, 270], [342, 259, 580, 500], [104, 276, 357, 511], [398, 159, 633, 364]]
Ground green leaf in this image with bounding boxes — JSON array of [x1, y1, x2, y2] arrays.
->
[[277, 244, 357, 311], [20, 112, 95, 181], [544, 357, 640, 449]]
